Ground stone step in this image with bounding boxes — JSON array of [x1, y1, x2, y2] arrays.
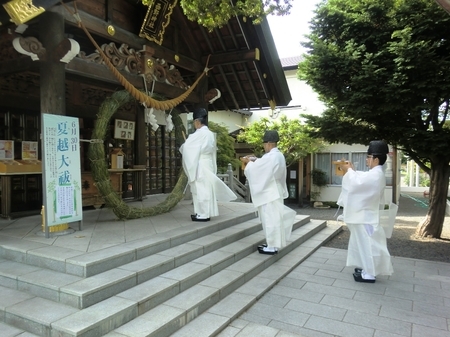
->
[[171, 224, 341, 337], [0, 211, 258, 278], [104, 222, 340, 337], [112, 219, 319, 316], [0, 208, 342, 337], [50, 221, 324, 337], [0, 218, 328, 337], [0, 216, 309, 310], [0, 321, 40, 337], [58, 217, 273, 309]]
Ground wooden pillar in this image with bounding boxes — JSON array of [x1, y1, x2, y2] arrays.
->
[[135, 103, 146, 166], [39, 12, 66, 115], [298, 158, 304, 207], [392, 148, 398, 204], [135, 102, 147, 197], [305, 154, 311, 201]]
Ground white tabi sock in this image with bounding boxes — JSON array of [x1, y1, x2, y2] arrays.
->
[[263, 247, 278, 252], [361, 270, 376, 280]]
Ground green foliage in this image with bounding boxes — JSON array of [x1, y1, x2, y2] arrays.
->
[[208, 121, 241, 173], [88, 90, 188, 219], [298, 0, 450, 171], [310, 168, 328, 201], [141, 0, 292, 31], [311, 168, 328, 187], [236, 115, 325, 166], [299, 0, 450, 236]]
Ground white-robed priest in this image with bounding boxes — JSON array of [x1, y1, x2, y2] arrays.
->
[[179, 107, 236, 222], [337, 140, 393, 283], [241, 130, 296, 255]]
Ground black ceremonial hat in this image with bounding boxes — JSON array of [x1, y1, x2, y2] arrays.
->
[[367, 140, 389, 155], [193, 107, 208, 120], [263, 130, 280, 143]]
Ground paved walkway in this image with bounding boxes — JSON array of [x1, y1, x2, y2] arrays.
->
[[219, 193, 450, 337], [1, 194, 450, 337], [221, 247, 450, 337]]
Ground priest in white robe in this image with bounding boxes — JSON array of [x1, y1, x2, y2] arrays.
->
[[337, 140, 393, 283], [241, 130, 296, 255], [179, 108, 236, 221]]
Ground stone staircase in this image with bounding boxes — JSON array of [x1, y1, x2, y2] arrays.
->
[[0, 210, 341, 337]]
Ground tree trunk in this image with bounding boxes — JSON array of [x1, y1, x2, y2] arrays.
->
[[415, 159, 450, 238]]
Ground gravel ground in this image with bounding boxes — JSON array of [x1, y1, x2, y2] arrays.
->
[[293, 193, 450, 264]]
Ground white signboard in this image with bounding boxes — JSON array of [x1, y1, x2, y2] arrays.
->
[[42, 114, 83, 234]]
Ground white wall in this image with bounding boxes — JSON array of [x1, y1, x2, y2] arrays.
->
[[245, 69, 326, 125], [208, 110, 245, 133], [319, 185, 394, 206], [284, 69, 326, 117], [181, 111, 244, 136], [326, 143, 367, 153]]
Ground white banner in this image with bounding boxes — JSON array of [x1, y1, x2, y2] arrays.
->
[[42, 114, 83, 227]]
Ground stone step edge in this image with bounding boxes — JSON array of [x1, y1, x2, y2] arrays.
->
[[0, 211, 260, 278], [83, 221, 332, 337], [171, 223, 343, 337], [42, 221, 328, 337], [70, 212, 266, 278], [0, 216, 310, 310], [56, 217, 310, 309]]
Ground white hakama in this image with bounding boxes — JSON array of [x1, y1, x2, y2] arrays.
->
[[245, 148, 295, 249], [338, 166, 393, 276], [180, 126, 236, 218]]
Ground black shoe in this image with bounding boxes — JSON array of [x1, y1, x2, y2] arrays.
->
[[258, 243, 267, 249], [190, 214, 197, 220], [258, 247, 278, 255], [191, 216, 210, 222], [354, 268, 362, 273], [353, 272, 375, 283]]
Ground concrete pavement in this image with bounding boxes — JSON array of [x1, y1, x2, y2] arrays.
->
[[220, 246, 450, 337]]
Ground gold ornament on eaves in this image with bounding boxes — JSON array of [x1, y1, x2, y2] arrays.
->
[[107, 25, 116, 36], [3, 0, 45, 25]]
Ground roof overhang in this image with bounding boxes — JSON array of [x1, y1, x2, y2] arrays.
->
[[435, 0, 450, 13], [0, 0, 291, 112]]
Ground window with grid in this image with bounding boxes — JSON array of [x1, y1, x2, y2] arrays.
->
[[314, 152, 390, 186]]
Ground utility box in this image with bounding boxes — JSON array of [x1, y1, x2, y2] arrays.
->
[[111, 148, 125, 169]]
